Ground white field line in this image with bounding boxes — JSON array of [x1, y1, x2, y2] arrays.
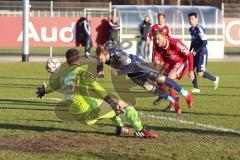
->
[[139, 113, 240, 135], [1, 97, 240, 135]]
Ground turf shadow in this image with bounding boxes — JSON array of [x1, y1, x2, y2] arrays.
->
[[0, 107, 54, 111], [20, 118, 64, 123], [0, 76, 47, 81], [0, 83, 37, 89], [0, 123, 115, 136], [0, 99, 57, 107]]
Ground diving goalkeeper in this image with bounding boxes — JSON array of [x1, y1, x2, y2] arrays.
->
[[36, 48, 158, 138]]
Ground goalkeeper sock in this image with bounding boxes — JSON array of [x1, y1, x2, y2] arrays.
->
[[124, 107, 143, 131], [111, 115, 124, 127]]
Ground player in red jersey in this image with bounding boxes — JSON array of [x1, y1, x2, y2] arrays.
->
[[153, 30, 194, 113], [144, 13, 171, 70]]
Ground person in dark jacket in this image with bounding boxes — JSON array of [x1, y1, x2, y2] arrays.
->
[[139, 16, 151, 59], [108, 16, 120, 49]]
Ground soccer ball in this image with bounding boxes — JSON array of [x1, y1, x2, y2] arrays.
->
[[45, 58, 60, 73]]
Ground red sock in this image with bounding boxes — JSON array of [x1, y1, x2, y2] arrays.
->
[[169, 88, 177, 107], [170, 88, 177, 98]]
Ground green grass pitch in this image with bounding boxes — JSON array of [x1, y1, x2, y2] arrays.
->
[[0, 61, 239, 160]]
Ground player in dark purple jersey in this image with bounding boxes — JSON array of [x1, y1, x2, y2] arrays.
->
[[188, 12, 219, 93], [95, 45, 194, 115]]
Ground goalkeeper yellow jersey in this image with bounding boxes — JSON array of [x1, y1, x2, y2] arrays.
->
[[45, 65, 108, 110]]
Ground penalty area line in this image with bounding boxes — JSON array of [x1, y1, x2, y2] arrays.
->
[[139, 112, 240, 135]]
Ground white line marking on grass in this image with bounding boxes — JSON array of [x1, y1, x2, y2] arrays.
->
[[139, 113, 240, 135]]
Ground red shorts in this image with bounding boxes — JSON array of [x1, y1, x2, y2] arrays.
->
[[165, 61, 189, 80]]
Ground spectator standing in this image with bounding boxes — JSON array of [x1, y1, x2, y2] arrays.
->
[[139, 15, 152, 59], [82, 14, 93, 58], [108, 16, 120, 49]]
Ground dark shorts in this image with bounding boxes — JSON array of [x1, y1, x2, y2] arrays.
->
[[128, 55, 160, 85], [194, 47, 208, 72]]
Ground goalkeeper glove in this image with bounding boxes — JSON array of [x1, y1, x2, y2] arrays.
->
[[36, 84, 46, 99]]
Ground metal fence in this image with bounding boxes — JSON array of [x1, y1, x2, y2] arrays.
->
[[0, 1, 111, 17], [222, 3, 240, 18]]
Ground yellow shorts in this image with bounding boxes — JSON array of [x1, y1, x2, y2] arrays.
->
[[67, 95, 116, 125]]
